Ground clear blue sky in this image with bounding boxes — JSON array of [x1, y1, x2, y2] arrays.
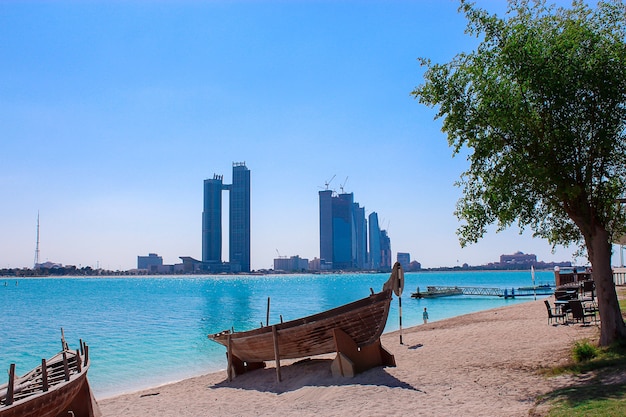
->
[[2, 0, 616, 271]]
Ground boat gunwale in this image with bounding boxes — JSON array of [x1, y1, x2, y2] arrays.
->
[[209, 288, 393, 342]]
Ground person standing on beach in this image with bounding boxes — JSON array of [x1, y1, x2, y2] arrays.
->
[[423, 307, 429, 324]]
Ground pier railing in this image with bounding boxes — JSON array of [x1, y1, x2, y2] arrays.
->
[[413, 286, 553, 298]]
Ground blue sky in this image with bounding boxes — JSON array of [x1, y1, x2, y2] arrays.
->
[[1, 0, 615, 271]]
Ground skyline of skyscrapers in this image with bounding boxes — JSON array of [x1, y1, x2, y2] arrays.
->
[[139, 165, 396, 273], [202, 162, 251, 273]]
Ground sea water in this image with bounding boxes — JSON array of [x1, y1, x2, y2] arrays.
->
[[0, 270, 554, 398]]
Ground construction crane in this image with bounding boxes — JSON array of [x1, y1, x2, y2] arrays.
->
[[339, 176, 349, 193], [324, 174, 336, 190]]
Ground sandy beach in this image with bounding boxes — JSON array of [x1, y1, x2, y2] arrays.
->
[[99, 298, 602, 417]]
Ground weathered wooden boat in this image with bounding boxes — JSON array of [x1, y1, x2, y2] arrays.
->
[[0, 334, 101, 417], [209, 264, 404, 381]]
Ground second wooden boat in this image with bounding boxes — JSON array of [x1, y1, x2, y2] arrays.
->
[[0, 333, 101, 417]]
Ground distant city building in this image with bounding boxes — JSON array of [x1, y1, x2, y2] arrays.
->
[[201, 162, 250, 272], [368, 212, 382, 270], [202, 175, 223, 265], [500, 251, 537, 266], [319, 190, 355, 269], [319, 189, 334, 267], [397, 252, 410, 271], [34, 261, 63, 270], [137, 253, 163, 271], [354, 203, 367, 269], [408, 260, 422, 271], [309, 257, 333, 271], [319, 190, 378, 271], [229, 162, 251, 272], [380, 229, 392, 270], [274, 255, 309, 272], [332, 193, 354, 269]]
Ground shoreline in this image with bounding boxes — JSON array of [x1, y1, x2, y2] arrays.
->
[[98, 298, 600, 417]]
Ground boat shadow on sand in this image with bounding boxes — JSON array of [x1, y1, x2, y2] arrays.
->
[[209, 358, 421, 394]]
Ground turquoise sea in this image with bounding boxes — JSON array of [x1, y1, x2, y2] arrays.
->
[[0, 270, 554, 398]]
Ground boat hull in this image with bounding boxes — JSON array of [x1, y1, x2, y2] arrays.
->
[[209, 289, 393, 363], [0, 343, 100, 417], [0, 371, 89, 417]]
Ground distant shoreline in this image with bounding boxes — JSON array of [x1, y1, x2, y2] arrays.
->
[[1, 266, 566, 279]]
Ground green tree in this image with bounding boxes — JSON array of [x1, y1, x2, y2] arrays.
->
[[412, 0, 626, 345]]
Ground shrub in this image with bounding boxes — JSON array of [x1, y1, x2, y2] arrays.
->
[[572, 340, 599, 363]]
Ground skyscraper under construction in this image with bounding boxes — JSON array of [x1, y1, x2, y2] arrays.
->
[[318, 190, 369, 270]]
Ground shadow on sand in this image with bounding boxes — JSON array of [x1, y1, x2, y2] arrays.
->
[[209, 358, 421, 394]]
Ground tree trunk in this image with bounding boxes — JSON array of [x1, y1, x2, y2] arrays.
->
[[588, 226, 626, 346]]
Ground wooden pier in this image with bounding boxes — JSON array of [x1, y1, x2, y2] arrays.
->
[[411, 285, 554, 299]]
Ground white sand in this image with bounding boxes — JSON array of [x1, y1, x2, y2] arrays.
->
[[99, 298, 601, 417]]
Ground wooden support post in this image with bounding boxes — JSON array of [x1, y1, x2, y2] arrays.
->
[[62, 351, 70, 381], [76, 349, 82, 372], [6, 363, 15, 406], [80, 338, 84, 355], [84, 344, 89, 367], [272, 325, 281, 382], [42, 358, 49, 392], [61, 327, 68, 351], [266, 297, 271, 327], [227, 333, 233, 382]]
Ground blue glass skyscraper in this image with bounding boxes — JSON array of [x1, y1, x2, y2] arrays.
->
[[354, 203, 367, 269], [202, 163, 251, 272], [319, 190, 334, 264], [368, 212, 382, 270], [202, 175, 223, 264], [319, 190, 369, 270], [229, 162, 251, 272], [332, 193, 354, 269]]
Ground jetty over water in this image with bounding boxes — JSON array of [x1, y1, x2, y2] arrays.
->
[[411, 285, 554, 299]]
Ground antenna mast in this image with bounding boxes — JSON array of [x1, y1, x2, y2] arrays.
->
[[34, 211, 40, 268]]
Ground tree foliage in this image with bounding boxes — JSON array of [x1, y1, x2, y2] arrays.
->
[[414, 0, 626, 249], [412, 0, 626, 345]]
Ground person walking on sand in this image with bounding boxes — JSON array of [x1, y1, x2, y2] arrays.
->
[[423, 307, 429, 324]]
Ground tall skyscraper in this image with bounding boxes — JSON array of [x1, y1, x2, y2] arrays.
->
[[202, 175, 223, 264], [333, 193, 354, 269], [202, 163, 251, 272], [368, 212, 382, 270], [319, 190, 333, 263], [319, 190, 362, 270], [354, 203, 367, 269], [229, 162, 251, 272], [380, 229, 392, 270]]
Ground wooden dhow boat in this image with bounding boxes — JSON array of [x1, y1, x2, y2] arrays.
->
[[209, 264, 405, 381], [0, 332, 101, 417]]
